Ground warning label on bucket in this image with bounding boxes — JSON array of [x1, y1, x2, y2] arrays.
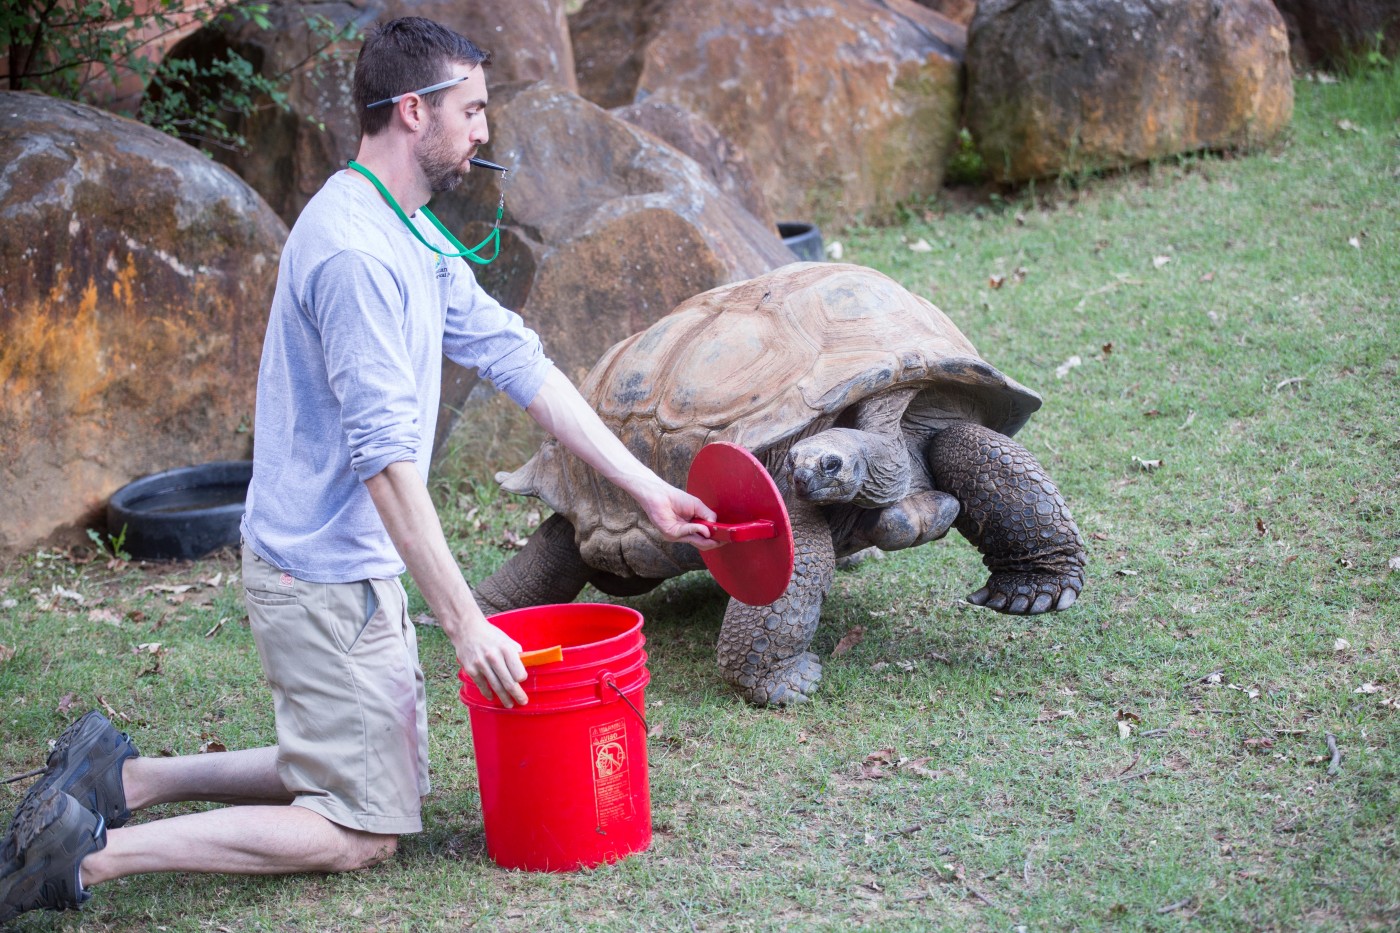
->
[[590, 718, 633, 830]]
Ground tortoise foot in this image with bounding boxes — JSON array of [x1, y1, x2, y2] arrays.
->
[[968, 570, 1082, 615], [728, 651, 823, 706]]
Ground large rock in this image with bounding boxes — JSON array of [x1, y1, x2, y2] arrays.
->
[[426, 82, 797, 472], [910, 0, 979, 27], [966, 0, 1294, 182], [163, 0, 576, 225], [1271, 0, 1400, 70], [610, 100, 776, 232], [0, 91, 286, 554], [571, 0, 965, 227]]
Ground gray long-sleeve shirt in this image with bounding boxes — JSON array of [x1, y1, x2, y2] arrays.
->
[[241, 170, 551, 582]]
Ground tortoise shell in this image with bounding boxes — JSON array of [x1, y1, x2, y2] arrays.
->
[[498, 263, 1042, 578]]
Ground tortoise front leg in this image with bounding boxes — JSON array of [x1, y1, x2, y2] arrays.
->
[[474, 513, 593, 614], [716, 500, 834, 706], [927, 421, 1087, 614]]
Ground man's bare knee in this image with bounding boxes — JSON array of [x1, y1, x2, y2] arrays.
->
[[331, 830, 398, 872]]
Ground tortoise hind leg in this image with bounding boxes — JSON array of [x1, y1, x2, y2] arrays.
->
[[927, 421, 1086, 614], [716, 501, 834, 706], [474, 513, 593, 614]]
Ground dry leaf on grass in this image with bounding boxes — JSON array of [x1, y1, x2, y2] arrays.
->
[[0, 643, 15, 663], [831, 626, 865, 657], [901, 757, 944, 779], [88, 608, 123, 626], [1055, 355, 1082, 379], [1152, 255, 1172, 269], [908, 238, 933, 253]]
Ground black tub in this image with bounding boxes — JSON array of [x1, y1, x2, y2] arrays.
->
[[107, 461, 252, 560], [778, 222, 824, 263]]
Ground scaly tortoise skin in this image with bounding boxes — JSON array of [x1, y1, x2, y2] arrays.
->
[[476, 263, 1086, 705]]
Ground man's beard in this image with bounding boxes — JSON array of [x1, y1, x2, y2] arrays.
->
[[416, 116, 468, 193]]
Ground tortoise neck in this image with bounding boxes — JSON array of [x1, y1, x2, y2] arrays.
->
[[851, 386, 919, 433]]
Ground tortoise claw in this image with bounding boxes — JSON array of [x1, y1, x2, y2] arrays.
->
[[968, 570, 1083, 616]]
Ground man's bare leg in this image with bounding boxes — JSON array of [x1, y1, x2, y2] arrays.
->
[[81, 806, 396, 882], [122, 746, 292, 809], [76, 744, 395, 883]]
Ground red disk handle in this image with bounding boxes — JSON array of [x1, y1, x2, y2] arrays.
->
[[696, 519, 776, 544]]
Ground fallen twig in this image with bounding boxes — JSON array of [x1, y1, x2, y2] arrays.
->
[[1, 767, 44, 785], [1326, 733, 1342, 776], [1101, 765, 1163, 783], [1156, 897, 1194, 914], [95, 695, 128, 722], [886, 822, 926, 838], [965, 883, 997, 908]]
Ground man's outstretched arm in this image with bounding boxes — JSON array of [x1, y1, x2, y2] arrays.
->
[[525, 366, 718, 546]]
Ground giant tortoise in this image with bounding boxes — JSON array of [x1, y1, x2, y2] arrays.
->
[[476, 263, 1086, 705]]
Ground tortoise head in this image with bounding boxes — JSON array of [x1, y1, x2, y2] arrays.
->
[[788, 429, 870, 504], [788, 427, 912, 507]]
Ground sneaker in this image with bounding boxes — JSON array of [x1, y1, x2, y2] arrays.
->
[[15, 711, 139, 832], [0, 785, 106, 922]]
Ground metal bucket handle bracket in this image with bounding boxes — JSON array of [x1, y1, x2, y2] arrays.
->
[[598, 672, 647, 727]]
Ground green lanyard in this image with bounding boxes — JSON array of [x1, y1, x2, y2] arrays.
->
[[346, 160, 501, 265]]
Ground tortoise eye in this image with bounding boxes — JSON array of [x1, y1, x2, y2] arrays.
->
[[820, 454, 842, 475]]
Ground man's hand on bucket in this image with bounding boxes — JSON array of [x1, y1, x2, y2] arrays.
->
[[456, 617, 530, 707]]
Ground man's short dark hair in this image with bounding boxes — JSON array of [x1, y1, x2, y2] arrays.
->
[[353, 17, 492, 138]]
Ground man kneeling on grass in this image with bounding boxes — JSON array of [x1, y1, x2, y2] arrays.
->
[[0, 16, 716, 922]]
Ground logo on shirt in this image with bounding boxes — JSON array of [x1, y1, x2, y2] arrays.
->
[[434, 253, 450, 279]]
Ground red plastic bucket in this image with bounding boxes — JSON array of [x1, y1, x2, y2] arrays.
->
[[458, 603, 651, 872]]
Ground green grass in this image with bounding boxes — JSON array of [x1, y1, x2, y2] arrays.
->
[[2, 67, 1397, 931]]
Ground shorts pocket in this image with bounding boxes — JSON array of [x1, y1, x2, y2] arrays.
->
[[327, 581, 379, 655], [245, 588, 299, 608]]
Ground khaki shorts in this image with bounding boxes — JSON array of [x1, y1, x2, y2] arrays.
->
[[242, 544, 429, 835]]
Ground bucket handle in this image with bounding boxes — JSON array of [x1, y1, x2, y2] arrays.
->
[[598, 672, 647, 728]]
